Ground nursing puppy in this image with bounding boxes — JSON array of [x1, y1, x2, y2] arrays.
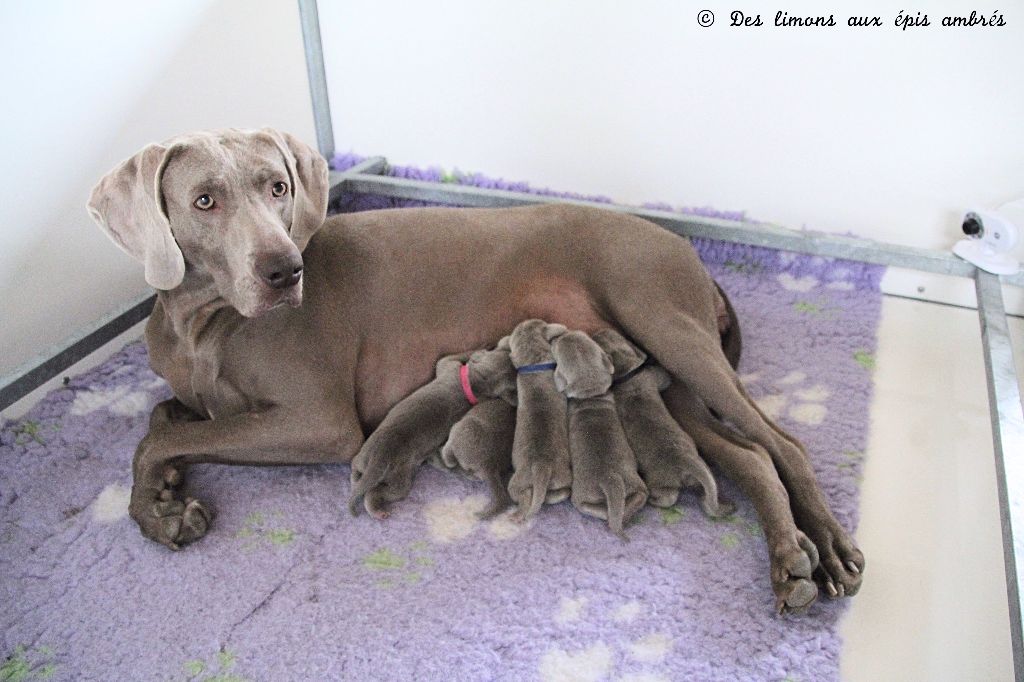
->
[[349, 347, 516, 518], [504, 319, 572, 522], [593, 328, 733, 519], [440, 398, 517, 519], [551, 330, 648, 539]]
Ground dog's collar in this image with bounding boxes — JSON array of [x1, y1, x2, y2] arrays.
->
[[612, 358, 652, 386], [459, 363, 479, 405], [517, 362, 557, 374]]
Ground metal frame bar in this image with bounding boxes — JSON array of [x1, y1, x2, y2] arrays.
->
[[297, 0, 335, 159], [976, 270, 1024, 678], [0, 293, 155, 412]]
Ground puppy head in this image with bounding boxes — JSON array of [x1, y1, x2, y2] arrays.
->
[[551, 331, 614, 399], [87, 128, 328, 317], [591, 328, 647, 378], [508, 319, 567, 366], [467, 347, 517, 405]]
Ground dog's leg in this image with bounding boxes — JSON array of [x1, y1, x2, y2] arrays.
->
[[133, 402, 362, 549], [619, 309, 864, 601], [664, 384, 820, 613]]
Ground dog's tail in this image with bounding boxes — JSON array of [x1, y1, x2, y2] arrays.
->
[[601, 476, 629, 541], [714, 281, 742, 371]]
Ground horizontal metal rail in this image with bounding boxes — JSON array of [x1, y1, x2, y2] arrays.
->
[[0, 292, 156, 412], [336, 172, 1024, 288]]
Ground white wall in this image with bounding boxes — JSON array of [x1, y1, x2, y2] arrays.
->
[[0, 0, 316, 380], [319, 0, 1024, 311]]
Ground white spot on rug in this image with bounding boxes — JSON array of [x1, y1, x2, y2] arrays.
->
[[779, 371, 807, 385], [618, 674, 670, 682], [423, 495, 487, 543], [755, 394, 786, 420], [488, 510, 531, 540], [424, 496, 534, 543], [555, 596, 588, 625], [796, 385, 831, 402], [92, 484, 131, 522], [827, 280, 855, 291], [70, 385, 149, 417], [789, 402, 828, 425], [612, 601, 641, 623], [539, 643, 612, 682], [777, 274, 819, 292], [627, 633, 673, 663]]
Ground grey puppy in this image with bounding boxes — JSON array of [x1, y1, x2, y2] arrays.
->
[[551, 330, 648, 539], [349, 347, 516, 518], [504, 319, 571, 522], [592, 328, 734, 519], [440, 398, 518, 519]]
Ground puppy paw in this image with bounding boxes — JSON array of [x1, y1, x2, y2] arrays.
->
[[348, 456, 416, 520]]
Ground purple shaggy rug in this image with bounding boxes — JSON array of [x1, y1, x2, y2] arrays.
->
[[1, 161, 883, 681]]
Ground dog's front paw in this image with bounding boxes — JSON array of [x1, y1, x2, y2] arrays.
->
[[130, 465, 212, 550]]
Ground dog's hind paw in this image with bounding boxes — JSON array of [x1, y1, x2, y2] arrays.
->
[[771, 531, 821, 615], [808, 524, 865, 599]]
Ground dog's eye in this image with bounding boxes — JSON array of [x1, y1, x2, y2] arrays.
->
[[271, 181, 288, 197], [193, 194, 215, 210]]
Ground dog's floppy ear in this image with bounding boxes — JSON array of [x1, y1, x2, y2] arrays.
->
[[496, 335, 511, 351], [261, 128, 329, 253], [87, 143, 185, 290]]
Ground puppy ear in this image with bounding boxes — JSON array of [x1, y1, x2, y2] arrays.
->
[[87, 143, 185, 290], [553, 368, 568, 393], [543, 323, 568, 342], [601, 349, 615, 376], [260, 129, 329, 253], [651, 366, 672, 392], [496, 335, 511, 350], [435, 354, 464, 376]]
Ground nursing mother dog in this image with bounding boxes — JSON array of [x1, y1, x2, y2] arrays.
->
[[86, 128, 863, 613]]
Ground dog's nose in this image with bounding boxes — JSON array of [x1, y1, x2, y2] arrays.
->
[[256, 252, 303, 289]]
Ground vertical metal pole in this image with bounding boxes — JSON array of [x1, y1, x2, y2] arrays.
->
[[297, 0, 335, 160], [976, 269, 1024, 681]]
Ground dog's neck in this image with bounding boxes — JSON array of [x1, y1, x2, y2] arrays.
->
[[157, 274, 242, 355]]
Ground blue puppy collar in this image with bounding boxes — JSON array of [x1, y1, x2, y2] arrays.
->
[[612, 358, 652, 386], [517, 362, 557, 374]]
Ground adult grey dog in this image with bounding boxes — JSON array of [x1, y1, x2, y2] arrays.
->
[[86, 128, 863, 612]]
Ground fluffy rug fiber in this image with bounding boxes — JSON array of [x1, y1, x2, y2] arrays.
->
[[1, 162, 883, 681]]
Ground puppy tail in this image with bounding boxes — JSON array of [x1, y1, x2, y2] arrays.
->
[[602, 476, 629, 541], [693, 467, 736, 519], [527, 463, 551, 520]]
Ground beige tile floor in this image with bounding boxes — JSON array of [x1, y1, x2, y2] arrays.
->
[[840, 295, 1023, 681]]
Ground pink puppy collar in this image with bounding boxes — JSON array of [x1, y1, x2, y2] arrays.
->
[[459, 363, 479, 405]]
